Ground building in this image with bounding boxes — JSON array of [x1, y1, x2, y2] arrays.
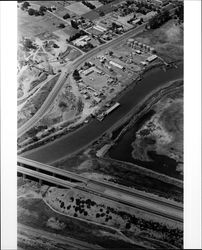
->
[[94, 25, 107, 33], [73, 35, 90, 46], [146, 55, 158, 62], [141, 61, 148, 66], [132, 18, 141, 25], [109, 61, 124, 70], [82, 67, 94, 76], [105, 102, 120, 115], [96, 144, 112, 157], [151, 0, 163, 6]]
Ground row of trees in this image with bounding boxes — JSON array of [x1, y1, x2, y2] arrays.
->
[[68, 30, 87, 42], [82, 0, 96, 10]]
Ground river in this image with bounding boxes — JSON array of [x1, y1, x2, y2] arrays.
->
[[21, 63, 183, 164]]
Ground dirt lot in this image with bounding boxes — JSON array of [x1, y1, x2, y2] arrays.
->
[[134, 19, 183, 62]]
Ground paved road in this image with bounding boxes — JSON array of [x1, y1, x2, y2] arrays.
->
[[18, 157, 183, 223], [18, 23, 146, 137], [18, 223, 102, 249], [18, 71, 69, 137]]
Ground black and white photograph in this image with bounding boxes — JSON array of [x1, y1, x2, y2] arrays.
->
[[0, 0, 201, 249]]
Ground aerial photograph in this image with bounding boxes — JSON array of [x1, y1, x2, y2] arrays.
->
[[17, 0, 183, 249]]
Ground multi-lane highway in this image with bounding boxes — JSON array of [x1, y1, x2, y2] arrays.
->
[[18, 156, 183, 223]]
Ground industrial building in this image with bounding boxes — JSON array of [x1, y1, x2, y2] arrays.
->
[[109, 61, 124, 70], [82, 67, 94, 76], [146, 55, 158, 62]]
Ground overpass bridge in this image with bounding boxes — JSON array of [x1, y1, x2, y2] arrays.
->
[[17, 156, 183, 223]]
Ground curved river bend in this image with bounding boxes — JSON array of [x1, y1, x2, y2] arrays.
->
[[22, 64, 183, 163]]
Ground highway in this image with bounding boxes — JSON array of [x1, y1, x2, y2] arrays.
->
[[18, 156, 183, 223], [18, 71, 69, 137], [18, 23, 146, 137]]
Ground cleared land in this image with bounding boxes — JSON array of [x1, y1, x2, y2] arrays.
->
[[65, 2, 91, 16], [134, 19, 183, 62]]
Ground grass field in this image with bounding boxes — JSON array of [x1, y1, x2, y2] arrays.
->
[[18, 9, 66, 38], [65, 2, 90, 16]]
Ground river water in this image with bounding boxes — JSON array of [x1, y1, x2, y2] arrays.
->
[[22, 63, 183, 164]]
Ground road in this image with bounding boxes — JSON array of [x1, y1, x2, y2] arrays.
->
[[18, 71, 69, 137], [21, 63, 183, 162], [18, 157, 183, 223], [18, 23, 146, 137], [18, 223, 102, 250]]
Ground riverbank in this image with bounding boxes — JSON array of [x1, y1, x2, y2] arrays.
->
[[107, 79, 183, 180], [18, 60, 165, 155], [21, 61, 183, 163]]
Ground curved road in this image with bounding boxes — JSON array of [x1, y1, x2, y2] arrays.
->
[[18, 23, 146, 137]]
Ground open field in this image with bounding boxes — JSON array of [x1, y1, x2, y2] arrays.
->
[[134, 20, 183, 62], [18, 8, 66, 38], [65, 2, 91, 16]]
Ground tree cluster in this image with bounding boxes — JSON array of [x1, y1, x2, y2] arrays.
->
[[23, 38, 37, 50], [148, 10, 171, 29], [27, 5, 47, 16], [68, 30, 87, 42], [175, 4, 183, 22], [73, 69, 81, 81]]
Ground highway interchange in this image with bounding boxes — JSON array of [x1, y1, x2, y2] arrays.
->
[[18, 156, 183, 224]]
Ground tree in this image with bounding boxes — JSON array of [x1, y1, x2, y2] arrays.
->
[[58, 23, 65, 28], [73, 69, 81, 81], [63, 13, 70, 19], [71, 20, 78, 29], [28, 8, 36, 15], [109, 51, 113, 57], [39, 5, 47, 13], [22, 1, 30, 9], [99, 11, 105, 16]]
